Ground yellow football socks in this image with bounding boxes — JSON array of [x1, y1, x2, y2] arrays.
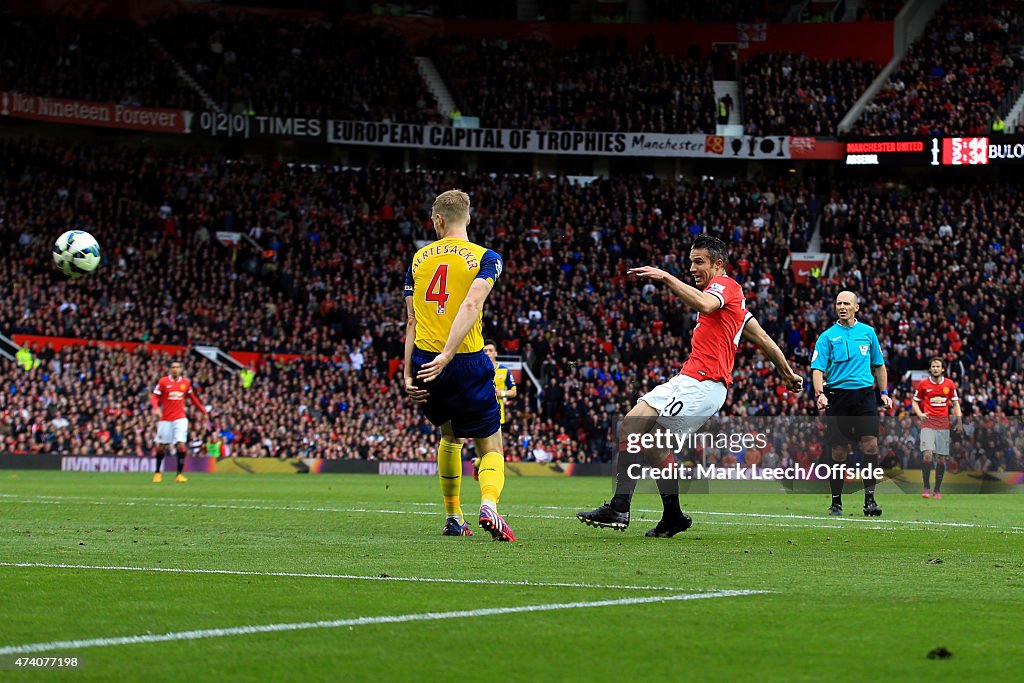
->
[[438, 440, 464, 522], [477, 451, 505, 509]]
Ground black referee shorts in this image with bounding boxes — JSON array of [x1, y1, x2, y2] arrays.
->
[[825, 387, 880, 445]]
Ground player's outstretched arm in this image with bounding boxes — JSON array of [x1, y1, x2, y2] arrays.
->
[[627, 266, 720, 313], [417, 278, 494, 383], [741, 316, 803, 394]]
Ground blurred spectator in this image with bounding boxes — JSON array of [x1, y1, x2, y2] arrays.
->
[[742, 52, 878, 135], [853, 0, 1024, 135], [1, 139, 1020, 465], [433, 35, 717, 133]]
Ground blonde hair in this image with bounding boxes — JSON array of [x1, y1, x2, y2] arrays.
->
[[432, 189, 471, 224]]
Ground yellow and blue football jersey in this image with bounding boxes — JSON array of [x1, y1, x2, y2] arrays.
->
[[404, 238, 503, 354], [494, 364, 516, 424]]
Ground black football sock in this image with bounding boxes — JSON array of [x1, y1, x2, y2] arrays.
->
[[611, 442, 641, 512], [922, 461, 932, 489], [864, 452, 877, 502], [660, 493, 682, 518], [176, 445, 187, 475], [654, 455, 682, 518], [610, 494, 632, 513], [864, 477, 876, 502], [155, 451, 165, 473], [657, 479, 682, 518], [830, 474, 844, 506], [934, 463, 945, 493]]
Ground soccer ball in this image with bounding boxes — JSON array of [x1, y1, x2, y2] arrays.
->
[[53, 230, 101, 278]]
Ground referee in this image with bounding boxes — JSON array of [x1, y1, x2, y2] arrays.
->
[[810, 291, 893, 517]]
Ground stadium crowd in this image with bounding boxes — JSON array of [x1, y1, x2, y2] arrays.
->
[[10, 5, 1022, 140], [0, 15, 198, 109], [149, 15, 443, 122], [741, 52, 878, 135], [0, 139, 1021, 468], [431, 35, 717, 133], [854, 0, 1024, 135], [647, 0, 794, 23]]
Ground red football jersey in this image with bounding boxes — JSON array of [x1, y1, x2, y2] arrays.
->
[[913, 377, 959, 429], [681, 275, 752, 387], [153, 376, 195, 421]]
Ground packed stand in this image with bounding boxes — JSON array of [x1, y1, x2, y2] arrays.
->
[[741, 52, 878, 135], [0, 341, 587, 463], [0, 140, 816, 461], [857, 0, 909, 21], [0, 15, 197, 109], [149, 14, 442, 122], [816, 176, 1023, 470], [1, 139, 1021, 467], [853, 0, 1024, 135], [646, 0, 795, 23], [0, 344, 424, 459], [355, 1, 519, 20], [432, 36, 717, 133]]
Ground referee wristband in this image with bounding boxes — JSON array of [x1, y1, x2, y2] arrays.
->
[[879, 390, 888, 395]]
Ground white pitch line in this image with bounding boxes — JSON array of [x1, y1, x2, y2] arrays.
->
[[527, 502, 1024, 531], [0, 590, 767, 656], [0, 562, 685, 592], [0, 497, 901, 531], [2, 493, 1021, 532]]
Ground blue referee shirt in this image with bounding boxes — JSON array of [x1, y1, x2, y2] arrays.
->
[[810, 320, 885, 390]]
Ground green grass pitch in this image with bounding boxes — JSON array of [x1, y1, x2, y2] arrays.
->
[[0, 472, 1021, 682]]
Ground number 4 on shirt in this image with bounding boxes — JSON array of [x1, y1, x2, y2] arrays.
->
[[425, 264, 449, 314]]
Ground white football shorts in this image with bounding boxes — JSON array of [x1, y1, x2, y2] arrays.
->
[[920, 427, 950, 456], [156, 418, 189, 445], [638, 374, 727, 435]]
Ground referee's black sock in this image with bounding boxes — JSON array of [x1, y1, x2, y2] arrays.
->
[[829, 475, 844, 506], [864, 477, 876, 503], [934, 462, 945, 493], [922, 461, 932, 489], [864, 451, 878, 502]]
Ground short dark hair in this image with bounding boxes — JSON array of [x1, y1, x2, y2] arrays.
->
[[929, 356, 947, 371], [484, 339, 497, 348], [691, 235, 728, 265]]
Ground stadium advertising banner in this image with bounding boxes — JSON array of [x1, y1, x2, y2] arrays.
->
[[843, 136, 1024, 166], [1, 91, 191, 134], [789, 251, 829, 284], [327, 121, 793, 159], [193, 112, 793, 159]]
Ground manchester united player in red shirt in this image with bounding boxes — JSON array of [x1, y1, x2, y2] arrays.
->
[[911, 357, 962, 499], [577, 235, 804, 537], [151, 360, 208, 483]]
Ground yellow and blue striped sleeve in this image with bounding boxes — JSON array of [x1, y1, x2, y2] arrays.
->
[[477, 249, 503, 285], [403, 267, 414, 298]]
